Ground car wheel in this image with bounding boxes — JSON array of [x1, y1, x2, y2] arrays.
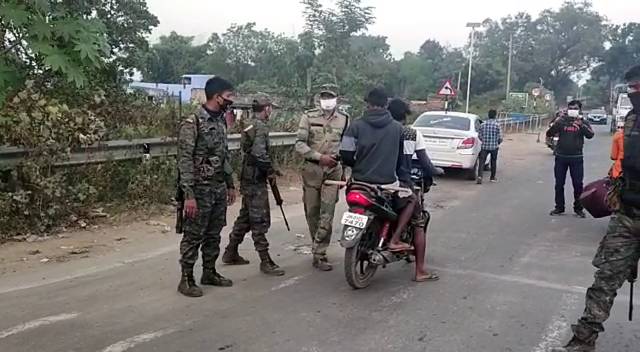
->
[[466, 159, 479, 181]]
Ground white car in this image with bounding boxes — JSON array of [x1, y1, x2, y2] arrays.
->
[[412, 111, 485, 180]]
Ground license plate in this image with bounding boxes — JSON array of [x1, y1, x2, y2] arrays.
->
[[341, 212, 368, 229]]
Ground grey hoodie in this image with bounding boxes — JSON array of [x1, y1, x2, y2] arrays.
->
[[340, 109, 404, 184]]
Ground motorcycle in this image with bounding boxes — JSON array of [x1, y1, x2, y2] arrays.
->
[[546, 135, 559, 151], [327, 166, 432, 289]]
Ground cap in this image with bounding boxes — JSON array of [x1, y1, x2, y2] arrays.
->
[[252, 94, 276, 108], [319, 90, 337, 98]]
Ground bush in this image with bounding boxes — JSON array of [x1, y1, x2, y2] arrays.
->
[[0, 84, 301, 239]]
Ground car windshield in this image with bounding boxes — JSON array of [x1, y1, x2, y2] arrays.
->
[[413, 115, 471, 131], [620, 96, 632, 109], [590, 110, 605, 115]]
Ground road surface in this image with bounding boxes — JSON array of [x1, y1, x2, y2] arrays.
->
[[1, 126, 639, 352]]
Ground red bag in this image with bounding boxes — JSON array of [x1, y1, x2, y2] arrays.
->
[[580, 178, 612, 218]]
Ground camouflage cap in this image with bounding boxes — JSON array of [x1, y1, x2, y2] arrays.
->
[[319, 83, 339, 97], [252, 94, 276, 108], [319, 89, 337, 98]]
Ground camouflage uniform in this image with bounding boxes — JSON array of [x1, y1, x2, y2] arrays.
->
[[178, 106, 234, 272], [228, 115, 274, 252], [295, 106, 349, 260], [568, 111, 640, 348]]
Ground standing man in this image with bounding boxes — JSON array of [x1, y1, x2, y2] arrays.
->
[[547, 100, 594, 218], [295, 88, 349, 271], [554, 65, 640, 352], [176, 77, 237, 298], [477, 109, 503, 184], [222, 95, 285, 277]]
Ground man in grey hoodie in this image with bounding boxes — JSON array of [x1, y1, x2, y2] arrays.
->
[[340, 87, 416, 251]]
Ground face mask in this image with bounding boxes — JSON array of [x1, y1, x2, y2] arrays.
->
[[218, 96, 234, 111], [320, 98, 337, 111], [567, 109, 580, 118], [629, 92, 640, 111]]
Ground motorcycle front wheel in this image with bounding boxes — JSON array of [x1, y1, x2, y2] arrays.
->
[[344, 238, 378, 289]]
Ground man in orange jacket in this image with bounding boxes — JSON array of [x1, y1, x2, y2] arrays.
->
[[610, 125, 624, 179]]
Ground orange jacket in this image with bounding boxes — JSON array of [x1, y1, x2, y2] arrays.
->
[[610, 130, 623, 179]]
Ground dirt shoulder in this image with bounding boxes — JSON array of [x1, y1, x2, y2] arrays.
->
[[0, 173, 305, 278]]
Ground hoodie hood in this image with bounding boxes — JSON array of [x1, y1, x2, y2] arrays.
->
[[363, 109, 393, 129]]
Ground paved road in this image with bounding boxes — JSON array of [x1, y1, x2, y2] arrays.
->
[[2, 126, 639, 352]]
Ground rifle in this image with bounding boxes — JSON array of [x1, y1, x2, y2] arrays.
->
[[175, 174, 185, 234], [630, 264, 638, 321], [269, 177, 290, 231]]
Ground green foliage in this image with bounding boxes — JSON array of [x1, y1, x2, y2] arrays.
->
[[0, 0, 110, 92], [0, 0, 158, 107]]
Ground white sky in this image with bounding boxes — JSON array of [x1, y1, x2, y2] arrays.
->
[[146, 0, 637, 57]]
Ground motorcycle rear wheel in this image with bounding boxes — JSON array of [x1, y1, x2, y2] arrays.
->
[[344, 240, 378, 290]]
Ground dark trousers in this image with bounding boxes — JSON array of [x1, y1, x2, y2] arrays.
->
[[478, 149, 498, 180], [554, 156, 584, 211]]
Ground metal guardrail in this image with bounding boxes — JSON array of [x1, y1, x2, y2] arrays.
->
[[0, 132, 298, 169], [496, 114, 547, 134]]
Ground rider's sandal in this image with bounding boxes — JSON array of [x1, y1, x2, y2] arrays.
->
[[413, 272, 440, 282], [388, 243, 414, 252]]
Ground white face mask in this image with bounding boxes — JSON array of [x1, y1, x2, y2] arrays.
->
[[320, 98, 337, 111], [567, 109, 580, 118]]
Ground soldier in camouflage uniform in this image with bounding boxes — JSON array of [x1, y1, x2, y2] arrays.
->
[[222, 95, 285, 276], [177, 77, 238, 298], [555, 66, 640, 351], [295, 89, 349, 271]]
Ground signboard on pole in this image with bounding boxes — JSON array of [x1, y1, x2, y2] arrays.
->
[[437, 80, 457, 97]]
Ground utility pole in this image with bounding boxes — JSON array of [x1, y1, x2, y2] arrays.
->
[[465, 22, 482, 113], [506, 34, 513, 101], [457, 71, 462, 92]]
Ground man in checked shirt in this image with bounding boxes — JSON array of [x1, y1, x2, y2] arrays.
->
[[477, 109, 503, 184]]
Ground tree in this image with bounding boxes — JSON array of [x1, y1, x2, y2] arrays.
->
[[142, 32, 207, 83], [0, 0, 158, 106], [0, 0, 110, 96]]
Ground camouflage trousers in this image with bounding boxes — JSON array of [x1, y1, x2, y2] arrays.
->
[[179, 183, 227, 271], [301, 163, 342, 258], [228, 182, 271, 252], [572, 209, 640, 343]]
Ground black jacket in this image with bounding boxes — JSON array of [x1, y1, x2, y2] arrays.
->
[[546, 116, 594, 157], [340, 109, 404, 184]]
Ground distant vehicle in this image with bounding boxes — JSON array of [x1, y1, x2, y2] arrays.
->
[[587, 109, 608, 125], [128, 74, 215, 103], [611, 84, 632, 133], [412, 111, 485, 180]]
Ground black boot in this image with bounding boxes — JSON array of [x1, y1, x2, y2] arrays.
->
[[177, 270, 203, 297], [258, 251, 285, 276], [551, 336, 595, 352], [222, 244, 250, 265], [312, 256, 333, 271], [201, 268, 233, 287]]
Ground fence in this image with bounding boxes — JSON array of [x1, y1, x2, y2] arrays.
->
[[0, 132, 298, 170], [496, 113, 550, 135]]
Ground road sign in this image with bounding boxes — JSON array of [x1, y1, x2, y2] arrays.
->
[[532, 88, 542, 97], [509, 92, 527, 100], [437, 80, 457, 97]]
